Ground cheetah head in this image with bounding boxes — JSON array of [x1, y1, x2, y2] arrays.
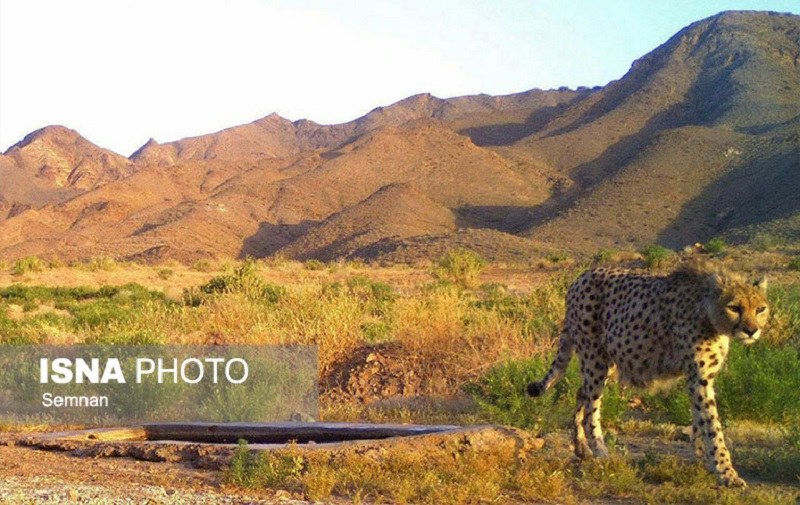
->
[[707, 274, 769, 345]]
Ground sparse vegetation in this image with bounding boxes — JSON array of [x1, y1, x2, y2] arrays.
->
[[224, 440, 304, 489], [640, 244, 674, 268], [303, 259, 325, 271], [46, 257, 65, 269], [156, 268, 174, 280], [704, 238, 727, 255], [546, 251, 571, 263], [751, 232, 785, 252], [191, 259, 215, 272], [81, 256, 118, 272], [593, 248, 615, 264], [432, 248, 486, 288], [217, 434, 797, 504], [0, 255, 798, 502], [11, 256, 45, 276]]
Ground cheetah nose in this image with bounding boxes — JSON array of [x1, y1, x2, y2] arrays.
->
[[743, 327, 758, 337]]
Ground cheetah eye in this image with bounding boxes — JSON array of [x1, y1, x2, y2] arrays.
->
[[756, 306, 767, 314], [726, 304, 742, 314]]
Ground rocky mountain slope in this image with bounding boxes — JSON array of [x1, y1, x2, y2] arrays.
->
[[0, 11, 797, 263]]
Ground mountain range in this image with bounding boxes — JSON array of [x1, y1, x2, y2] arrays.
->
[[1, 10, 798, 264]]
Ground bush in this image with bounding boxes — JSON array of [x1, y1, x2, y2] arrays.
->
[[157, 268, 174, 280], [470, 340, 800, 433], [766, 284, 800, 347], [191, 259, 215, 272], [715, 344, 800, 422], [751, 232, 785, 252], [82, 256, 118, 272], [640, 244, 673, 268], [546, 252, 570, 263], [640, 343, 800, 425], [47, 257, 65, 269], [303, 259, 325, 271], [704, 238, 727, 255], [433, 249, 487, 289], [593, 249, 615, 264], [467, 355, 628, 431], [224, 440, 304, 488], [787, 257, 800, 272], [186, 259, 285, 305], [11, 256, 45, 276]]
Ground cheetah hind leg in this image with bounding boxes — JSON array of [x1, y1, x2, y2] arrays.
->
[[573, 386, 594, 458], [581, 362, 611, 458]]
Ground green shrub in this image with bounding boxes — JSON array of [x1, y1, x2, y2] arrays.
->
[[433, 249, 487, 289], [84, 329, 165, 345], [787, 257, 800, 272], [223, 440, 304, 488], [11, 256, 44, 276], [0, 283, 164, 307], [768, 284, 800, 347], [639, 343, 800, 425], [262, 283, 287, 304], [157, 268, 174, 280], [639, 385, 692, 425], [303, 259, 325, 271], [640, 244, 673, 268], [715, 344, 800, 422], [187, 259, 284, 305], [191, 259, 215, 272], [546, 251, 570, 263], [704, 238, 727, 255], [82, 256, 118, 272], [593, 249, 615, 264], [345, 276, 394, 304], [361, 321, 392, 343], [467, 355, 628, 432], [470, 341, 800, 433], [47, 257, 65, 269], [751, 232, 785, 252]]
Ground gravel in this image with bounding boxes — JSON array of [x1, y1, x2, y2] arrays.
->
[[0, 476, 314, 505]]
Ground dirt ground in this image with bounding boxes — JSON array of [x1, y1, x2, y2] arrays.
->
[[0, 428, 797, 504], [0, 444, 311, 505]]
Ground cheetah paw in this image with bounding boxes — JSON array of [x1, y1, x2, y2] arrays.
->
[[720, 473, 747, 488]]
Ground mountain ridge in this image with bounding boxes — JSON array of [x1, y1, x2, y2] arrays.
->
[[0, 10, 797, 263]]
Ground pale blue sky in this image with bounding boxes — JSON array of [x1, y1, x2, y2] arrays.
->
[[1, 0, 798, 155]]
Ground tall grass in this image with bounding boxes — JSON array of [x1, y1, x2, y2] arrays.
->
[[2, 259, 799, 423], [432, 249, 486, 288]]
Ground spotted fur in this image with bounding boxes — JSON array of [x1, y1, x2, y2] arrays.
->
[[527, 260, 769, 487]]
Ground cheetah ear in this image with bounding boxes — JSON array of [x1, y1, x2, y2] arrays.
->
[[754, 276, 768, 293]]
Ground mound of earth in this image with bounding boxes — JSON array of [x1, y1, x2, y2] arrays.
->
[[321, 343, 430, 404]]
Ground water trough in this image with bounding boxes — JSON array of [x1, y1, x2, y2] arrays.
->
[[12, 422, 544, 469]]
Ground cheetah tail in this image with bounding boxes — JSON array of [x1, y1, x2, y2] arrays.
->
[[526, 329, 574, 397]]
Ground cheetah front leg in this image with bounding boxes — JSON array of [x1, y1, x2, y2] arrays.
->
[[687, 374, 745, 487], [689, 404, 705, 461]]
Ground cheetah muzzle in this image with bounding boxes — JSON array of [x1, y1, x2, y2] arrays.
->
[[526, 259, 769, 488]]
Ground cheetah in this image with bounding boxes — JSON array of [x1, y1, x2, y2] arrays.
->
[[526, 260, 769, 487]]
